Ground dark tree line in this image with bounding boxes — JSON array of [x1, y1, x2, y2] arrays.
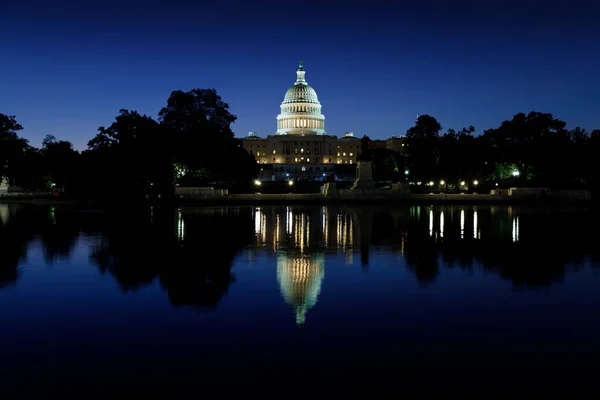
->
[[1, 88, 258, 198], [2, 103, 599, 195], [403, 112, 600, 192], [0, 204, 255, 308]]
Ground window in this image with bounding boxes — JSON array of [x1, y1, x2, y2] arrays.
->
[[343, 152, 346, 156], [349, 152, 353, 156], [337, 152, 341, 157], [272, 150, 276, 154]]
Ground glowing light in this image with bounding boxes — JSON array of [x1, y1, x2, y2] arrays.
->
[[429, 209, 434, 237], [286, 207, 292, 235], [254, 207, 262, 235], [460, 181, 466, 186], [177, 209, 185, 241], [473, 210, 478, 239], [404, 169, 409, 175], [440, 180, 445, 185], [512, 216, 520, 242], [254, 179, 261, 186], [512, 170, 520, 177], [288, 180, 294, 186], [429, 181, 434, 186], [460, 209, 465, 238], [473, 180, 479, 186], [440, 211, 444, 238]]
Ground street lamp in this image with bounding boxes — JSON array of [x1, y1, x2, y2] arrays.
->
[[404, 169, 409, 175], [288, 180, 294, 186], [254, 179, 261, 186], [512, 170, 520, 177], [440, 180, 445, 185], [473, 180, 479, 186], [460, 181, 466, 186]]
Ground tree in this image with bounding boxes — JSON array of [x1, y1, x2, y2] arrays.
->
[[0, 114, 29, 185], [86, 110, 172, 197], [405, 115, 442, 181], [483, 112, 570, 186], [158, 88, 256, 184], [371, 148, 405, 181], [437, 126, 490, 187], [41, 134, 79, 193]]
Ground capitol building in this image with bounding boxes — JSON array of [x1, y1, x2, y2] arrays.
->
[[242, 60, 405, 182]]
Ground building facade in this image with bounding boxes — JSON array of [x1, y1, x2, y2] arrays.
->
[[242, 61, 405, 181]]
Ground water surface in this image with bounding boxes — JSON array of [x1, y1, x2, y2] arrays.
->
[[1, 203, 599, 394]]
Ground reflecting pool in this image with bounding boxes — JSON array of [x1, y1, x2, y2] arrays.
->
[[1, 203, 599, 394]]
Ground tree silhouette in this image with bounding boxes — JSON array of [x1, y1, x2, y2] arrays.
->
[[0, 114, 29, 186], [158, 88, 258, 185], [405, 115, 442, 182], [89, 207, 255, 309]]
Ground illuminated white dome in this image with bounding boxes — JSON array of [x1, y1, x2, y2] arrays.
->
[[283, 84, 320, 104], [277, 253, 324, 325], [276, 60, 326, 135]]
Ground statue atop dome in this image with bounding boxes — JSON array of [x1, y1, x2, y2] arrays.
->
[[298, 58, 303, 71]]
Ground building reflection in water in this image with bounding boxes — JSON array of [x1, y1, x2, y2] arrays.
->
[[276, 253, 324, 325], [248, 204, 536, 323], [252, 206, 357, 325]]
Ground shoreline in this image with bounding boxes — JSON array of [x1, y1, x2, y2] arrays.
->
[[0, 194, 593, 207]]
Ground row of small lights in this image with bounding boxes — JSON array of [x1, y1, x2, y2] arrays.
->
[[255, 179, 294, 186], [252, 170, 519, 187], [428, 180, 477, 186], [407, 169, 520, 186]]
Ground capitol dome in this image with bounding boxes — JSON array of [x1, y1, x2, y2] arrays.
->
[[276, 60, 326, 135]]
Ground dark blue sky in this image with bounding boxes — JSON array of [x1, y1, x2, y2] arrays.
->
[[1, 0, 599, 150]]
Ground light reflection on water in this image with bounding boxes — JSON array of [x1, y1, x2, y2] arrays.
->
[[0, 203, 599, 393]]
